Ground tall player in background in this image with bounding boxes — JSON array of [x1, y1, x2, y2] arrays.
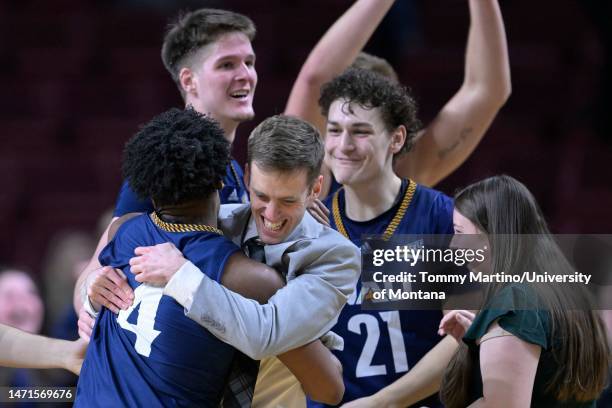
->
[[76, 108, 343, 406], [73, 9, 258, 317], [286, 0, 511, 196]]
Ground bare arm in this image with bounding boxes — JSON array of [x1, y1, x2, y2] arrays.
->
[[467, 322, 540, 408], [223, 253, 345, 402], [285, 0, 395, 197], [75, 213, 141, 315], [278, 341, 344, 405], [220, 252, 285, 304], [285, 0, 395, 131], [73, 216, 117, 313], [344, 309, 463, 407], [395, 0, 511, 187], [0, 324, 87, 375], [343, 335, 458, 407]]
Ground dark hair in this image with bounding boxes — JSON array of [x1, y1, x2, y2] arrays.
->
[[350, 52, 398, 82], [441, 175, 609, 406], [161, 8, 256, 96], [319, 68, 421, 156], [122, 108, 230, 207], [247, 115, 324, 185]]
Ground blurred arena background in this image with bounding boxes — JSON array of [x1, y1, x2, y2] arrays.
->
[[0, 0, 610, 346]]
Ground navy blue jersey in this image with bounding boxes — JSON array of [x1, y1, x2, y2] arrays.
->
[[113, 159, 248, 217], [327, 175, 342, 198], [311, 180, 453, 407], [76, 214, 241, 407]]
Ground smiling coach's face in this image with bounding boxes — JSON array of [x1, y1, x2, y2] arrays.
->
[[245, 162, 321, 244]]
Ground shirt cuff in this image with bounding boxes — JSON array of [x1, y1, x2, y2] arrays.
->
[[83, 296, 100, 319], [163, 261, 203, 310]]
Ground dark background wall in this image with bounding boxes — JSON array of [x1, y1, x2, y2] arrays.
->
[[1, 0, 611, 276]]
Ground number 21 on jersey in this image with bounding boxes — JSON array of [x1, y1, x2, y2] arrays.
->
[[348, 310, 409, 377]]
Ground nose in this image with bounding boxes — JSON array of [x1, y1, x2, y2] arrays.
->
[[235, 63, 254, 82], [338, 131, 354, 152], [262, 201, 281, 221]]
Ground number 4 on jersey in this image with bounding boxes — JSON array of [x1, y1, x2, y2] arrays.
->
[[116, 285, 163, 357]]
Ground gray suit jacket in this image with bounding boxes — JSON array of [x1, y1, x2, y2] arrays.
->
[[172, 204, 360, 359]]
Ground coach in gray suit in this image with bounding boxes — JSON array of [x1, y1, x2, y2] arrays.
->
[[86, 115, 359, 406], [125, 114, 359, 358], [84, 115, 359, 407]]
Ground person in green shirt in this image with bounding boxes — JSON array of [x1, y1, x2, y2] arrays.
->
[[439, 175, 609, 408]]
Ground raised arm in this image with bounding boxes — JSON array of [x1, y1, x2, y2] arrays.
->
[[395, 0, 511, 187], [285, 0, 395, 132], [0, 323, 87, 375]]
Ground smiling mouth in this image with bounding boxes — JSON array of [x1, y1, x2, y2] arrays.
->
[[229, 90, 250, 100], [262, 217, 286, 232], [334, 157, 361, 164]]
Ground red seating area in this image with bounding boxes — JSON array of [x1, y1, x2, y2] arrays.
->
[[0, 0, 610, 274]]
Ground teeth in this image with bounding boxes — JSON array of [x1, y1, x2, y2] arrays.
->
[[230, 90, 249, 98], [263, 219, 283, 231]]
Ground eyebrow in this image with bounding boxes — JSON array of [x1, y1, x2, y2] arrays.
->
[[213, 52, 256, 62], [253, 187, 298, 201], [326, 121, 373, 128], [351, 123, 374, 128]]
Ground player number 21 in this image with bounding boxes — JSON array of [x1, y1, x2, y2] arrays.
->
[[116, 284, 163, 357], [348, 311, 409, 377]]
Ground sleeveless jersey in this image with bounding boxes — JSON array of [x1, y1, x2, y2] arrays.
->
[[311, 179, 453, 407], [76, 214, 241, 407]]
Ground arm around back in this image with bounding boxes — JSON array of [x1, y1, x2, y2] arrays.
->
[[178, 235, 360, 359]]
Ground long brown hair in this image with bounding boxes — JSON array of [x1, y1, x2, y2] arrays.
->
[[440, 175, 609, 406]]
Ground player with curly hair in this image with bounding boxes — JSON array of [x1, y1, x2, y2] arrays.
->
[[310, 69, 456, 407]]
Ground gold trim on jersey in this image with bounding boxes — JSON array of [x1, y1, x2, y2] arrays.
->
[[150, 211, 223, 235], [332, 179, 417, 241]]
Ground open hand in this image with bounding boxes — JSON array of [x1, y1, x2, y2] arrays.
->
[[438, 310, 475, 341]]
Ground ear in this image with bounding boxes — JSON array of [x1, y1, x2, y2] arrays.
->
[[244, 163, 251, 188], [390, 125, 407, 154], [309, 175, 323, 200], [179, 67, 197, 97]]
